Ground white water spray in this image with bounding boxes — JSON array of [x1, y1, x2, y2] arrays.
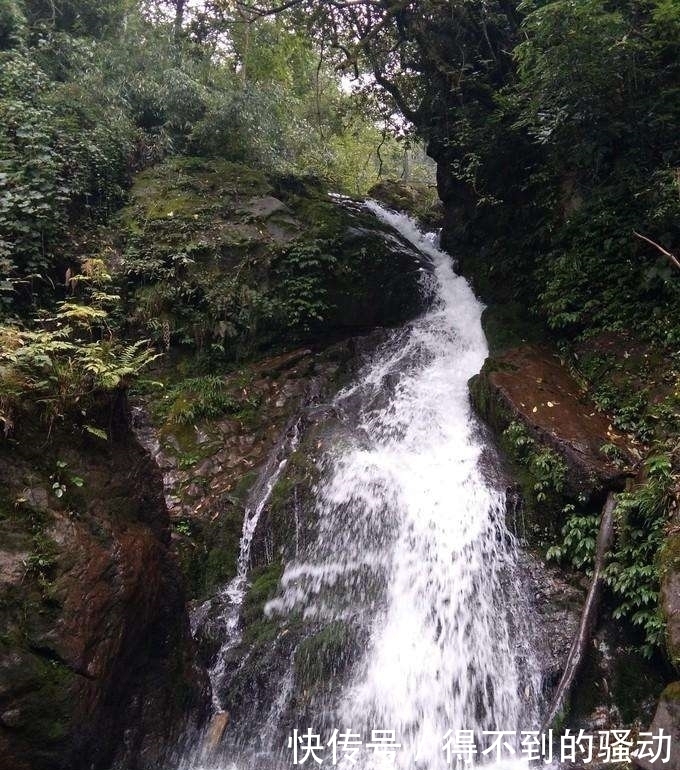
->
[[183, 203, 543, 770], [269, 203, 542, 768]]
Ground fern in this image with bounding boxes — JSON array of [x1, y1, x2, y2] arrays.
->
[[162, 375, 240, 424], [0, 321, 161, 425], [78, 340, 160, 389]]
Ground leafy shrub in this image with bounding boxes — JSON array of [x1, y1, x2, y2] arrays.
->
[[547, 452, 676, 657], [0, 320, 159, 431], [0, 44, 134, 308], [546, 507, 599, 573], [503, 420, 567, 503], [269, 239, 338, 331], [604, 453, 676, 657], [0, 260, 158, 430]]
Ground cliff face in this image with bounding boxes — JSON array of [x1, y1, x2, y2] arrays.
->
[[0, 394, 209, 770], [115, 159, 428, 610]]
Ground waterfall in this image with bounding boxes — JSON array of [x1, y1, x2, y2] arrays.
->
[[180, 203, 543, 770]]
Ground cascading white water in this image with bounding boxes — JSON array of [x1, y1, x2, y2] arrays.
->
[[204, 421, 301, 711], [182, 203, 543, 770]]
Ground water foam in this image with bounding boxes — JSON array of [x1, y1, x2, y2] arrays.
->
[[181, 203, 542, 770]]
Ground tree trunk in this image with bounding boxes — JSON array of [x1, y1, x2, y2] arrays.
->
[[542, 491, 618, 730], [174, 0, 185, 41]]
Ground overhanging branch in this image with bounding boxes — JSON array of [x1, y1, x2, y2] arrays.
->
[[633, 231, 680, 272]]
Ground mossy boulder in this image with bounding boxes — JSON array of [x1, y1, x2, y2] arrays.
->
[[214, 560, 302, 733], [660, 524, 680, 670], [368, 178, 443, 229], [568, 619, 665, 732], [116, 157, 427, 360], [240, 562, 285, 644], [635, 682, 680, 770]]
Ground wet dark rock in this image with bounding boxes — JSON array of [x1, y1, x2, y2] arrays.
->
[[0, 402, 209, 770], [241, 196, 291, 220], [188, 330, 388, 751], [136, 338, 373, 606], [569, 619, 665, 732], [520, 552, 583, 691], [635, 682, 680, 770], [524, 551, 666, 739], [660, 511, 680, 670]]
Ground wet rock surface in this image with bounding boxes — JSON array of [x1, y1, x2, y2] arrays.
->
[[0, 398, 209, 770], [170, 329, 392, 758], [470, 345, 637, 502], [134, 334, 385, 606], [518, 525, 666, 743], [520, 552, 584, 693], [636, 682, 680, 770], [660, 506, 680, 670]]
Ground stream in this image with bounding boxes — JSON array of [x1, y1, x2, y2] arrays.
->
[[178, 203, 545, 770]]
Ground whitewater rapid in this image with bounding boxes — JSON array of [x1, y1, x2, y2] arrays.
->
[[181, 203, 542, 770]]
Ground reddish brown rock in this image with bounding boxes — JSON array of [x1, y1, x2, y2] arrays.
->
[[0, 397, 209, 770], [204, 710, 230, 751], [470, 345, 638, 500]]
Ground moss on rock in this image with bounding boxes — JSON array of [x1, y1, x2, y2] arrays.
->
[[117, 158, 425, 361], [470, 345, 636, 544], [294, 621, 356, 692], [368, 179, 442, 229], [660, 532, 680, 668]]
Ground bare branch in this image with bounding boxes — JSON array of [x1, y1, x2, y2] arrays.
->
[[633, 231, 680, 272], [371, 65, 418, 123]]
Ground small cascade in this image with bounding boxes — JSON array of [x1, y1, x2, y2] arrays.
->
[[181, 418, 301, 767]]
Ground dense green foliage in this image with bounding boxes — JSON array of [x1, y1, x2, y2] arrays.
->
[[0, 0, 431, 310], [548, 453, 675, 656], [503, 419, 568, 511], [283, 0, 679, 390], [288, 0, 676, 659], [512, 0, 680, 344], [0, 0, 432, 425]]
